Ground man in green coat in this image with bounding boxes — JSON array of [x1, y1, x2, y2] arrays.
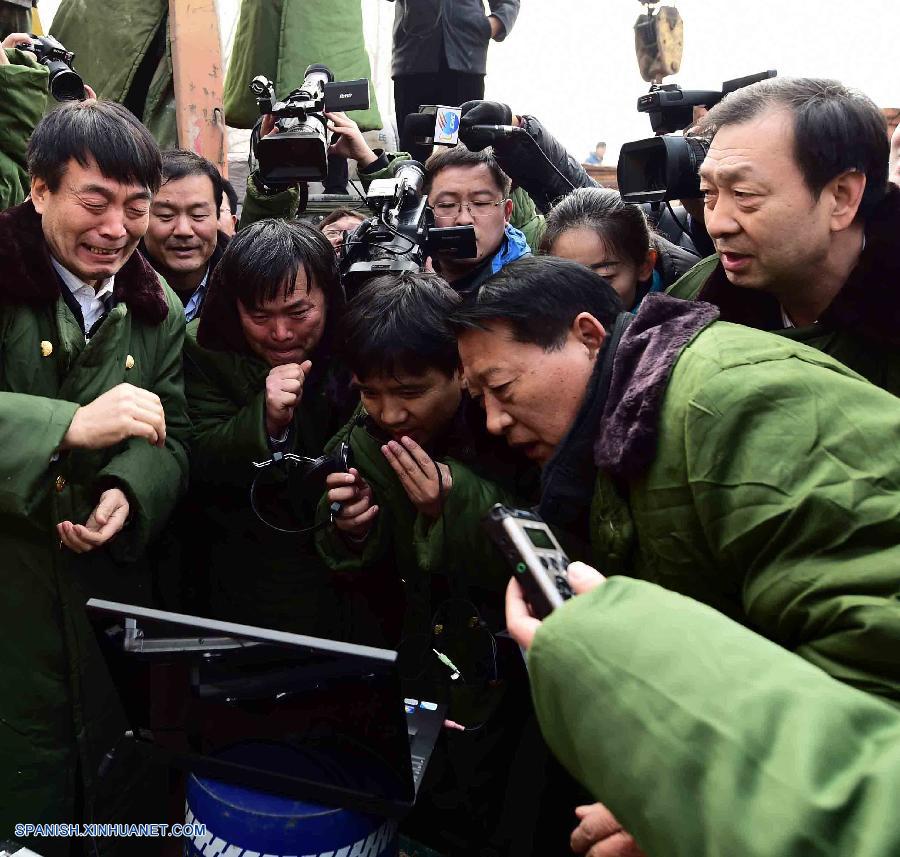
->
[[183, 218, 358, 637], [0, 32, 47, 211], [317, 271, 527, 642], [0, 100, 189, 848], [666, 77, 900, 396], [316, 271, 577, 857], [506, 562, 900, 857], [455, 256, 900, 706]]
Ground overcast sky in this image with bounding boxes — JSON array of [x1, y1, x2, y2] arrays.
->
[[42, 0, 900, 162]]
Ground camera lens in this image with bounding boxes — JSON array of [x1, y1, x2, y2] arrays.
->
[[47, 64, 85, 102]]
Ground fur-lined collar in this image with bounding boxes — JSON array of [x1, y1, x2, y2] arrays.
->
[[595, 294, 719, 479], [696, 184, 900, 346], [0, 200, 168, 325]]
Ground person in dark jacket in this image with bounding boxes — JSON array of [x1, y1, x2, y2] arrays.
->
[[540, 186, 699, 311], [388, 0, 520, 161], [668, 77, 900, 397]]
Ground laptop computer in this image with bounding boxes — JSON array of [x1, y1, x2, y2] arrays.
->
[[86, 598, 446, 819]]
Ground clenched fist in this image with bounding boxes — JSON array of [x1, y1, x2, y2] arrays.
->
[[62, 383, 166, 450], [265, 360, 312, 437]]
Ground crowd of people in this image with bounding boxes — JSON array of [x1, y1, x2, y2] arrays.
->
[[1, 7, 900, 857]]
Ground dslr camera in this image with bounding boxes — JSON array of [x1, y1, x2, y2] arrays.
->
[[18, 34, 85, 102], [249, 64, 370, 185], [617, 70, 776, 204], [338, 160, 476, 293]]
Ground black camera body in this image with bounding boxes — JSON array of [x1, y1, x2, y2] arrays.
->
[[19, 33, 85, 102], [250, 64, 370, 185], [338, 161, 477, 293], [618, 70, 776, 204]]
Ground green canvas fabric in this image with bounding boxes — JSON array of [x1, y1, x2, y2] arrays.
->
[[588, 320, 900, 705], [530, 577, 900, 857], [0, 49, 46, 211], [224, 0, 382, 131], [49, 0, 177, 149]]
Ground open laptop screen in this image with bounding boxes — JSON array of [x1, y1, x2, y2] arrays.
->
[[87, 599, 418, 817]]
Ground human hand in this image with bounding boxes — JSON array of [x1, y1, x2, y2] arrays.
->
[[325, 112, 378, 168], [2, 32, 32, 50], [380, 436, 451, 519], [264, 360, 312, 437], [62, 383, 166, 450], [505, 561, 606, 650], [570, 802, 645, 857], [325, 467, 379, 539], [57, 487, 130, 554], [0, 32, 31, 64], [83, 83, 97, 99], [488, 15, 504, 40], [459, 99, 513, 129]]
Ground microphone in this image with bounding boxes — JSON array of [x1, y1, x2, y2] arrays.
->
[[459, 124, 525, 151]]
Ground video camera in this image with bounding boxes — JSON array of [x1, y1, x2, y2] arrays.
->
[[249, 64, 370, 185], [17, 34, 85, 102], [338, 160, 476, 292], [617, 70, 776, 204]]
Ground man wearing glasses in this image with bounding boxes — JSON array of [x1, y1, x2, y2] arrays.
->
[[327, 110, 533, 295], [422, 144, 531, 294]]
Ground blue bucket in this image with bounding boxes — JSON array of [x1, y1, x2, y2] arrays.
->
[[184, 756, 398, 857]]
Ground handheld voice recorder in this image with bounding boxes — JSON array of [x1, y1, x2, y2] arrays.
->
[[483, 504, 574, 619]]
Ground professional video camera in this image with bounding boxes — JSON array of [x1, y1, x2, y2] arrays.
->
[[17, 34, 85, 101], [617, 70, 776, 204], [338, 160, 477, 291], [249, 64, 370, 185]]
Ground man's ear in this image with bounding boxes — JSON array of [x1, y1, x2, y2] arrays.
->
[[30, 176, 49, 214], [503, 197, 513, 223], [638, 248, 657, 282], [572, 312, 606, 358], [828, 170, 867, 231]]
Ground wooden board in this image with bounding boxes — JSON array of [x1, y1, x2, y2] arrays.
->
[[169, 0, 228, 177]]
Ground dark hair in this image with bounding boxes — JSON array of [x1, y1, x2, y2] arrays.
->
[[221, 178, 238, 217], [451, 256, 623, 350], [28, 100, 162, 193], [160, 149, 224, 216], [341, 272, 461, 380], [540, 187, 652, 268], [424, 144, 512, 198], [197, 219, 343, 354], [700, 77, 889, 218], [319, 207, 367, 230]]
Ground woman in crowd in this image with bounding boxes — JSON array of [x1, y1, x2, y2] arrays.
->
[[541, 186, 699, 311], [183, 218, 382, 639]]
